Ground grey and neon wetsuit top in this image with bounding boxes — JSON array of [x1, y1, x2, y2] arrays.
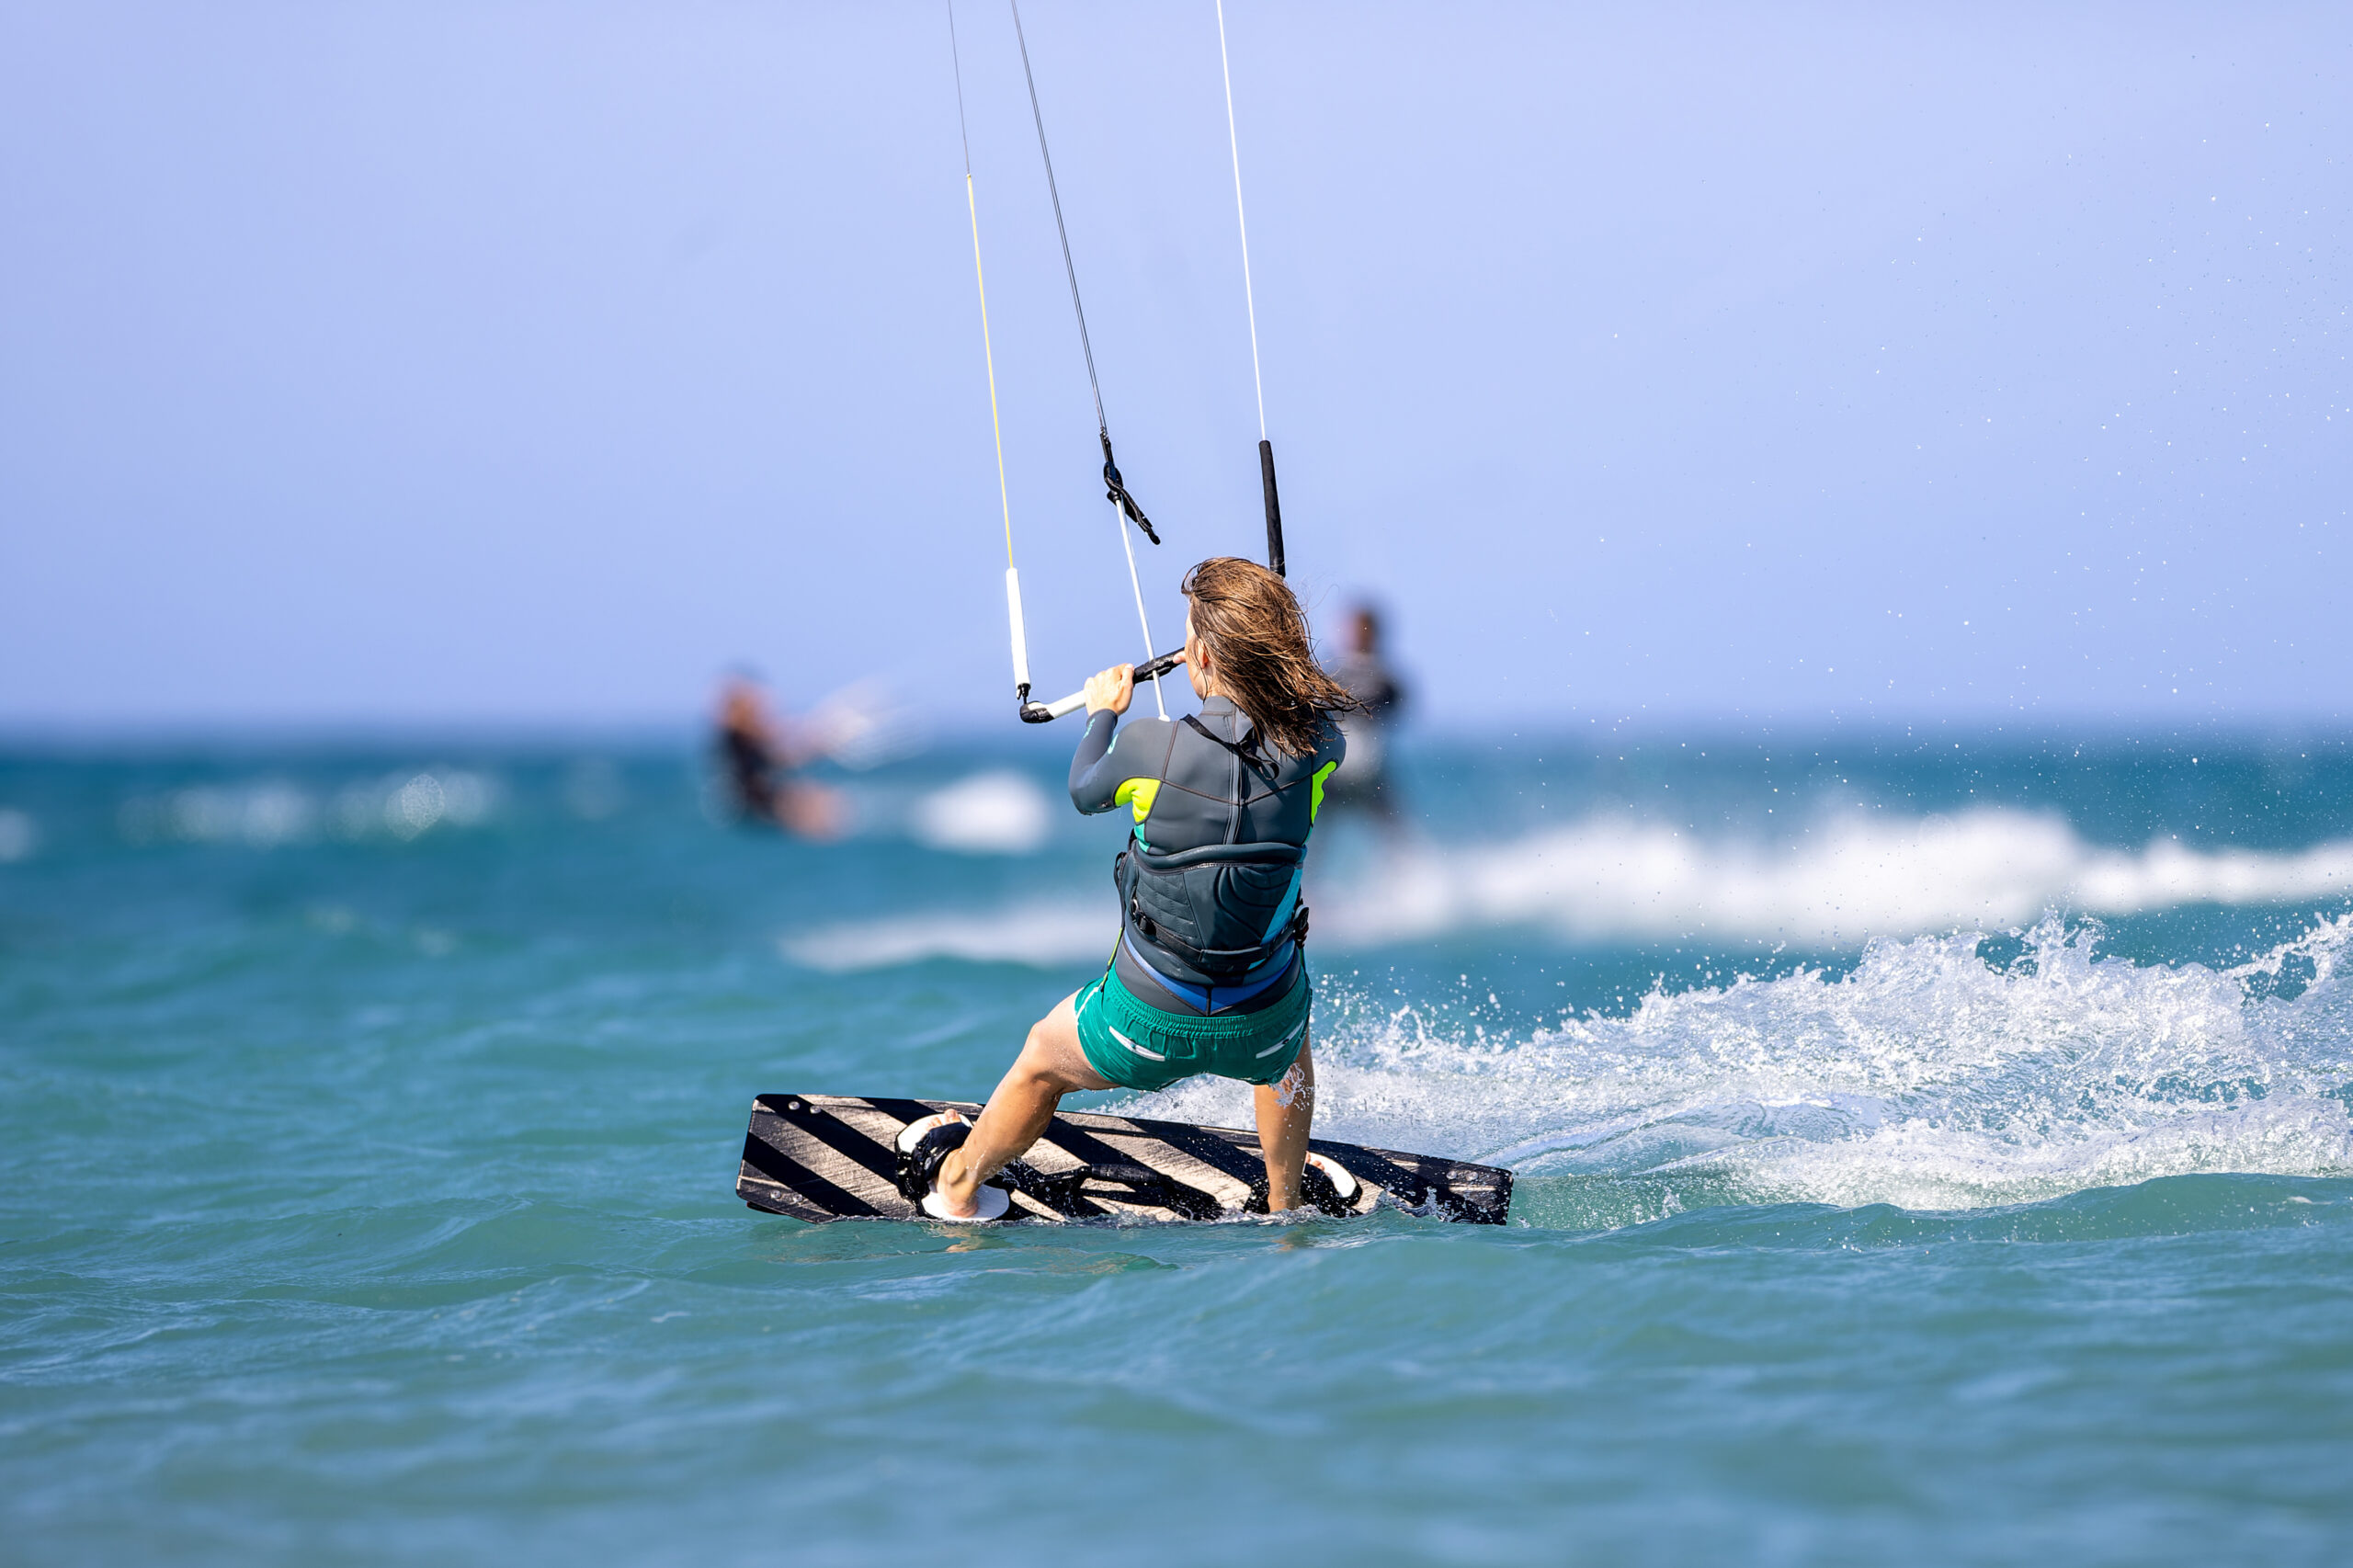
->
[[1070, 694, 1345, 1017]]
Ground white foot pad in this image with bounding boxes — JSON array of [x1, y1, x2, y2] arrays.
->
[[895, 1111, 964, 1153], [1306, 1152, 1359, 1202], [921, 1184, 1011, 1221]]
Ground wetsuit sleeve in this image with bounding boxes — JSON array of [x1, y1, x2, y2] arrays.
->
[[1068, 710, 1126, 813]]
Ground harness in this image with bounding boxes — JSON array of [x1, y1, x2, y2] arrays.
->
[[1112, 714, 1313, 976], [1116, 842, 1311, 979], [1108, 705, 1326, 979]]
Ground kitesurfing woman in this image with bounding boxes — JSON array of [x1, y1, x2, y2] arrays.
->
[[905, 557, 1357, 1218]]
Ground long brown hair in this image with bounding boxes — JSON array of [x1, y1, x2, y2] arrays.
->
[[1181, 557, 1360, 759]]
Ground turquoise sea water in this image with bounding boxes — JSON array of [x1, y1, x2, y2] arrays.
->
[[4, 731, 2351, 1563]]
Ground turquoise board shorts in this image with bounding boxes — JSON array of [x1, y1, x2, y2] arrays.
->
[[1074, 961, 1313, 1093]]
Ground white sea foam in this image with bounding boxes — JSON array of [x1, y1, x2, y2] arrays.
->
[[781, 900, 1109, 971], [784, 806, 2353, 971], [1319, 808, 2353, 949], [1128, 914, 2353, 1212], [909, 771, 1053, 856], [117, 769, 502, 847]]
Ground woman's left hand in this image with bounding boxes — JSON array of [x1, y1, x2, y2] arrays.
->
[[1084, 664, 1135, 716]]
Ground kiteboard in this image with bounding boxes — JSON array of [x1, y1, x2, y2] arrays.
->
[[736, 1094, 1513, 1225]]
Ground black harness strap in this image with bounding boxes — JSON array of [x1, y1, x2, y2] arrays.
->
[[1181, 714, 1279, 785], [1125, 899, 1310, 975]]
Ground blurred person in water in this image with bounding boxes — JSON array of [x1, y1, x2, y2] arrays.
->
[[714, 673, 844, 839], [1322, 602, 1408, 830]]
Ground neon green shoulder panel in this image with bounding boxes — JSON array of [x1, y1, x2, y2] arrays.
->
[[1310, 760, 1338, 822], [1114, 777, 1162, 826]]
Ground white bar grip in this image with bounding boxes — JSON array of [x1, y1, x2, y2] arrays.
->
[[1005, 567, 1032, 692], [1029, 648, 1183, 722]]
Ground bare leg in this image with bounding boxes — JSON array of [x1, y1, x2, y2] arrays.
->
[[1253, 1039, 1315, 1212], [775, 782, 845, 840], [932, 993, 1111, 1218]]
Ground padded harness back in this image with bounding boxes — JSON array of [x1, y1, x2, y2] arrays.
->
[[1116, 841, 1309, 979]]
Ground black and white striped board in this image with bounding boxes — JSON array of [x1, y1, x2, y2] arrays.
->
[[737, 1094, 1513, 1225]]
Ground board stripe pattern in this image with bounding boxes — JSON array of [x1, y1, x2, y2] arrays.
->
[[737, 1095, 1513, 1225]]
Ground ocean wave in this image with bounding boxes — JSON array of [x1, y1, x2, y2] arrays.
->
[[909, 771, 1053, 856], [116, 769, 501, 847], [782, 806, 2353, 971], [777, 808, 2353, 1214], [1127, 914, 2353, 1218], [1321, 808, 2353, 949], [781, 900, 1109, 971]]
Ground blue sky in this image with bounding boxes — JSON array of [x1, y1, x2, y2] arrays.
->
[[1, 2, 2344, 730]]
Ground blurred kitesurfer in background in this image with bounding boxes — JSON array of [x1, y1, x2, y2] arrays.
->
[[1324, 602, 1409, 831], [713, 673, 844, 839], [896, 559, 1361, 1218]]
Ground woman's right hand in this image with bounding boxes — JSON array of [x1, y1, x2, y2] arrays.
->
[[1084, 664, 1135, 716]]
